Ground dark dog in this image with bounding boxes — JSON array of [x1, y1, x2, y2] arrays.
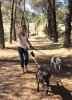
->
[[36, 66, 51, 94]]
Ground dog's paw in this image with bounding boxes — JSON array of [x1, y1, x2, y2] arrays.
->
[[45, 91, 48, 95], [37, 88, 40, 92]]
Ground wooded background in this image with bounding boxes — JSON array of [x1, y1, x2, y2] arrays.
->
[[0, 0, 72, 48]]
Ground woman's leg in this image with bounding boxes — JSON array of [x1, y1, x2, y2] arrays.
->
[[24, 49, 29, 72], [18, 47, 25, 74]]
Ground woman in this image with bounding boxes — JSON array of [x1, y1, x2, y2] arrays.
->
[[17, 25, 32, 74]]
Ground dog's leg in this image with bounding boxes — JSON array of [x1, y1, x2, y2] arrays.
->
[[51, 59, 53, 66], [54, 63, 57, 69], [59, 65, 61, 70], [51, 61, 52, 66], [36, 73, 40, 92], [37, 82, 40, 92], [45, 81, 49, 95]]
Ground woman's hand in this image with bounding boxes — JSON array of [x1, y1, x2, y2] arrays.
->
[[27, 39, 33, 49], [30, 44, 32, 49]]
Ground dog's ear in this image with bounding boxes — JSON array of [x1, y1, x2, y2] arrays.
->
[[47, 73, 51, 78]]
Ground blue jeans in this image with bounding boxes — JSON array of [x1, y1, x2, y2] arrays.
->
[[18, 47, 29, 68]]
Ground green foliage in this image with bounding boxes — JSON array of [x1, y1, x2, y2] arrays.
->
[[56, 6, 67, 24], [35, 15, 46, 27], [43, 25, 48, 35]]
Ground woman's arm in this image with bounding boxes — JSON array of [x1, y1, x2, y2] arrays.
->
[[27, 38, 32, 48]]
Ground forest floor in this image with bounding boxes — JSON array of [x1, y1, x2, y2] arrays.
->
[[0, 35, 72, 100]]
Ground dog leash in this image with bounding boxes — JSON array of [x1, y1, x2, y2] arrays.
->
[[57, 76, 64, 86], [32, 47, 48, 57], [31, 56, 41, 68], [30, 49, 41, 68]]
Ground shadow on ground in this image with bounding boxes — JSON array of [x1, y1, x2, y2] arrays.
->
[[50, 84, 72, 100]]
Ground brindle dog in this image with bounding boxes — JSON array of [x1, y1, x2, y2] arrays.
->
[[36, 67, 51, 94]]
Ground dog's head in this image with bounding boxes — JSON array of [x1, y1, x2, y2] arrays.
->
[[36, 67, 51, 82], [56, 58, 61, 64]]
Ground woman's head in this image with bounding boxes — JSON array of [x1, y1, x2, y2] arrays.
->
[[20, 25, 26, 31], [19, 25, 26, 35]]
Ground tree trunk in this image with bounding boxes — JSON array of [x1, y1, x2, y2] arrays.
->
[[52, 0, 58, 42], [9, 0, 14, 43], [63, 0, 72, 48], [0, 1, 5, 48], [13, 0, 17, 41], [47, 0, 58, 42], [47, 2, 53, 40], [21, 0, 26, 26]]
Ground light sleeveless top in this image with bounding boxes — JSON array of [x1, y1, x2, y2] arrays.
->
[[18, 34, 28, 49]]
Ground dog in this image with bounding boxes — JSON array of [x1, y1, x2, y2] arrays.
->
[[36, 66, 51, 94], [51, 57, 61, 70]]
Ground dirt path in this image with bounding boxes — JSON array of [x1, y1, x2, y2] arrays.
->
[[0, 37, 72, 100]]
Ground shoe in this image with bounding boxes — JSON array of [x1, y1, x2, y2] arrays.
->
[[23, 69, 25, 74], [25, 69, 29, 73], [25, 66, 29, 73]]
